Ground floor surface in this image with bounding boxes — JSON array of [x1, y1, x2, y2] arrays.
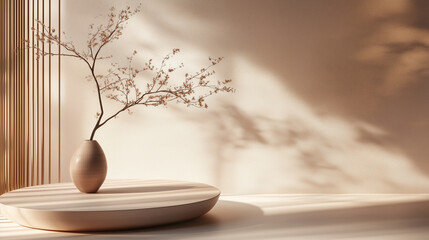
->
[[1, 194, 429, 239]]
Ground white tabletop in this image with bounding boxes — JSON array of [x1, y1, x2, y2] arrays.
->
[[0, 179, 219, 211]]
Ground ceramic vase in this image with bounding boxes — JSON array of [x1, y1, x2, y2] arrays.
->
[[70, 140, 107, 193]]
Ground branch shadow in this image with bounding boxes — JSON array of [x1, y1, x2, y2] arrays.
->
[[144, 0, 429, 188]]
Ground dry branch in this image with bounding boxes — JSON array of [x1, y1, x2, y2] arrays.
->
[[26, 5, 235, 140]]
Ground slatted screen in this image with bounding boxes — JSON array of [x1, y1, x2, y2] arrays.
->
[[0, 0, 61, 195]]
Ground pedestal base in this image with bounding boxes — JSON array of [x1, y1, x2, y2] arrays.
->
[[0, 179, 220, 232]]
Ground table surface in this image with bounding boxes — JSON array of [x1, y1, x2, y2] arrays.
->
[[1, 193, 429, 239], [0, 179, 220, 232], [0, 179, 220, 211]]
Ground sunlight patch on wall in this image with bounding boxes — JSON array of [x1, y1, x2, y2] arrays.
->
[[60, 0, 429, 194], [210, 56, 429, 193]]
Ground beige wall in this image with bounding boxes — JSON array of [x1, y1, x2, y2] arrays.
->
[[59, 0, 429, 193]]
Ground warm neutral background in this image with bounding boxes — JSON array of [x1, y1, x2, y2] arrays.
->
[[57, 0, 429, 194]]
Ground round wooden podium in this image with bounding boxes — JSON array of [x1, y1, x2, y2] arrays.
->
[[0, 179, 220, 232]]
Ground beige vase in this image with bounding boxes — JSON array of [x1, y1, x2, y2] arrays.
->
[[70, 140, 107, 193]]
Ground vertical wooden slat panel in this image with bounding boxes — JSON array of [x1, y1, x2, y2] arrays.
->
[[36, 0, 39, 186], [19, 0, 22, 189], [22, 0, 25, 189], [14, 0, 18, 190], [12, 0, 16, 190], [1, 0, 3, 194], [20, 0, 24, 189], [3, 0, 5, 193], [9, 0, 12, 192], [5, 0, 8, 192], [8, 0, 11, 192], [18, 0, 21, 189], [3, 0, 5, 192], [4, 0, 8, 192], [13, 0, 16, 190], [6, 0, 8, 192], [16, 0, 19, 189], [26, 0, 30, 188], [0, 1, 6, 193], [0, 0, 3, 195], [0, 0, 59, 195], [11, 0, 14, 191], [31, 0, 35, 187], [58, 0, 61, 183], [20, 0, 23, 189], [16, 0, 19, 190], [13, 0, 17, 191], [18, 0, 22, 189], [0, 0, 4, 195], [17, 0, 20, 189], [4, 0, 7, 193], [17, 0, 21, 189], [0, 0, 2, 195], [48, 0, 52, 184], [41, 0, 45, 185], [8, 0, 12, 192]]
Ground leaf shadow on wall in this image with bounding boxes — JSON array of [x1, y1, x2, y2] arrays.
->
[[138, 0, 429, 192]]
